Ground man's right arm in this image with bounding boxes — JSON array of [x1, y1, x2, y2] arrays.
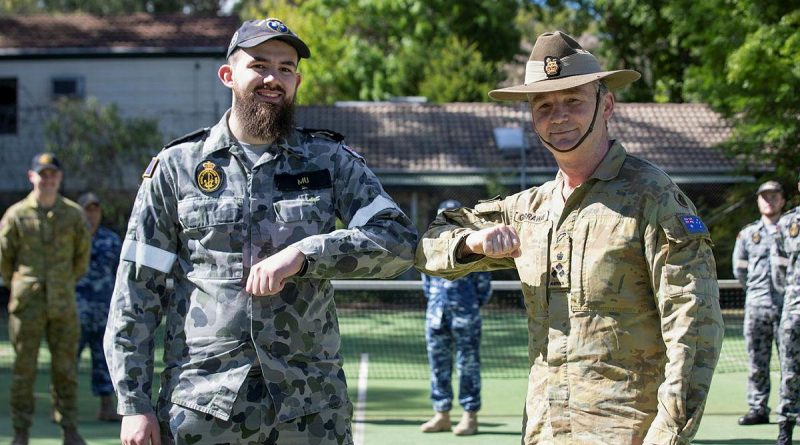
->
[[732, 229, 748, 287], [415, 199, 518, 280], [0, 210, 18, 284], [104, 156, 177, 416]]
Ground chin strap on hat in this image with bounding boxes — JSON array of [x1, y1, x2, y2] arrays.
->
[[538, 86, 602, 153]]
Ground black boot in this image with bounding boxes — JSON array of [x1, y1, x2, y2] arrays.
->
[[739, 409, 770, 425], [777, 420, 795, 445]]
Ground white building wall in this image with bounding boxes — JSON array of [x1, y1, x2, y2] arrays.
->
[[0, 56, 231, 192]]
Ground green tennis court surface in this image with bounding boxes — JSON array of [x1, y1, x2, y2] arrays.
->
[[0, 285, 783, 443]]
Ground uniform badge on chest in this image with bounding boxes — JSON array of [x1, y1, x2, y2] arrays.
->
[[790, 222, 800, 238], [195, 160, 224, 193], [751, 232, 761, 244]]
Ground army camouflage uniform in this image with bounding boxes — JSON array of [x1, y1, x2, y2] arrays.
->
[[0, 193, 91, 431], [104, 112, 417, 445], [76, 226, 121, 396], [416, 142, 724, 445], [776, 207, 800, 423], [422, 271, 491, 413], [732, 219, 785, 416]]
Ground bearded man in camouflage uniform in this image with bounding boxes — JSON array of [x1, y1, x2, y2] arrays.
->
[[732, 180, 786, 426], [104, 18, 417, 445], [415, 31, 724, 445], [0, 153, 91, 445], [775, 172, 800, 445]]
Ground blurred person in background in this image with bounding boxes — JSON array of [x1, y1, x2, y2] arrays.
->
[[0, 153, 91, 445], [75, 192, 122, 422], [775, 172, 800, 444], [420, 199, 492, 436], [732, 180, 786, 426]]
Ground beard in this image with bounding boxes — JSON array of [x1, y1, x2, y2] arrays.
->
[[233, 85, 296, 142]]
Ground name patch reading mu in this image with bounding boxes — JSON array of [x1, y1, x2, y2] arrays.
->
[[680, 215, 709, 235], [275, 170, 332, 191]]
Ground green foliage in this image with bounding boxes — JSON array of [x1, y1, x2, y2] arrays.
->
[[44, 98, 163, 230], [239, 0, 522, 103]]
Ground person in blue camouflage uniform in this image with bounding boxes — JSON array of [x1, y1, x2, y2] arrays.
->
[[420, 199, 491, 436], [775, 172, 800, 444], [103, 18, 417, 445], [732, 180, 787, 426], [74, 192, 122, 422]]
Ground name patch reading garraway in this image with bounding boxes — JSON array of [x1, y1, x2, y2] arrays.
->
[[275, 170, 332, 191]]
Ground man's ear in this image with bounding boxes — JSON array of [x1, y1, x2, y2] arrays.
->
[[218, 63, 234, 88], [602, 91, 615, 120]]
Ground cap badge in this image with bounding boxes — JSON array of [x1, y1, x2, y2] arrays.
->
[[544, 56, 562, 78], [39, 153, 52, 164], [196, 160, 223, 193], [751, 232, 761, 244], [267, 19, 289, 33], [790, 222, 799, 238]]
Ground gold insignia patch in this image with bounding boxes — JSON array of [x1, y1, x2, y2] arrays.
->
[[544, 56, 562, 77], [790, 222, 800, 238], [751, 232, 761, 244], [196, 160, 223, 193], [39, 153, 52, 164]]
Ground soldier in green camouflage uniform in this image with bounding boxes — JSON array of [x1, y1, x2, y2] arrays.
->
[[104, 18, 417, 445], [415, 31, 724, 445], [0, 153, 91, 445]]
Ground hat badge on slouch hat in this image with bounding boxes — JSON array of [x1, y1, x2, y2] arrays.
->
[[489, 31, 640, 100]]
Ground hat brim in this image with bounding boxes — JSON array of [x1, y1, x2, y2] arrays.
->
[[237, 35, 311, 59], [489, 70, 640, 101]]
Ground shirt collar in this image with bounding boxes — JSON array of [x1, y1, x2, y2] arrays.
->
[[588, 140, 626, 182]]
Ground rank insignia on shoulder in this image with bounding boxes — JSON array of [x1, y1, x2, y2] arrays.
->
[[790, 222, 799, 238], [142, 157, 159, 179], [195, 160, 224, 193], [751, 231, 761, 244], [680, 214, 708, 235]]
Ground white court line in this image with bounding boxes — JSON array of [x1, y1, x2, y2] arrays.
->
[[353, 353, 369, 445]]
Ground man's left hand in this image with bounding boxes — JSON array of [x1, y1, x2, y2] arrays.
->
[[246, 247, 306, 296]]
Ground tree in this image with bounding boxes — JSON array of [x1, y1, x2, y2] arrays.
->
[[237, 0, 523, 103], [44, 97, 163, 230]]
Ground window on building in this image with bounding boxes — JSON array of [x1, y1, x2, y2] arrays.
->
[[52, 76, 85, 99], [0, 78, 17, 135]]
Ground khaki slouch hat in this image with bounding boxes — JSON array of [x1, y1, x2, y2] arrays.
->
[[489, 31, 640, 100]]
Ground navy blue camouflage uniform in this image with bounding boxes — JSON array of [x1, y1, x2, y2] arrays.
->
[[422, 271, 491, 413], [733, 219, 785, 415], [776, 208, 800, 423], [76, 226, 121, 397]]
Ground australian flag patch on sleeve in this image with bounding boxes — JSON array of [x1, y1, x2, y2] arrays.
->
[[680, 214, 709, 235]]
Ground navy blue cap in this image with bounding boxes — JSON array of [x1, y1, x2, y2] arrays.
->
[[227, 18, 310, 59], [30, 152, 61, 173]]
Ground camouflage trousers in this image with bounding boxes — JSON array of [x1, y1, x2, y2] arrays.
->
[[76, 300, 114, 396], [743, 305, 781, 413], [157, 372, 354, 445], [777, 295, 800, 421], [425, 309, 482, 413], [8, 293, 80, 430]]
